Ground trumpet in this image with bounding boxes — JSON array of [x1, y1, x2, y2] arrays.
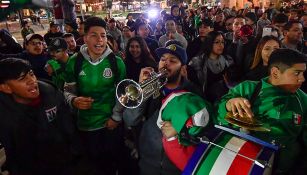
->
[[116, 68, 168, 108]]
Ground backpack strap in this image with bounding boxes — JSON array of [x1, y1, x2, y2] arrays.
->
[[107, 52, 119, 84], [74, 52, 84, 81]]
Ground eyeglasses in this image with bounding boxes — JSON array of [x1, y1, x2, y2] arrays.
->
[[29, 41, 43, 46]]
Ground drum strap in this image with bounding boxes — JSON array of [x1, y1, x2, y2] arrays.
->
[[249, 81, 262, 106]]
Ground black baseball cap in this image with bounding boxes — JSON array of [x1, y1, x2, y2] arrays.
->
[[48, 37, 68, 52]]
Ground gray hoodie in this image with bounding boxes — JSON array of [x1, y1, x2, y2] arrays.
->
[[64, 45, 124, 124]]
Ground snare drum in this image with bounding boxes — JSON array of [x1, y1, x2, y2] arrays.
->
[[182, 130, 276, 175]]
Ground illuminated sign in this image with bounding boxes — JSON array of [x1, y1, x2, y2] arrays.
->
[[0, 0, 10, 8]]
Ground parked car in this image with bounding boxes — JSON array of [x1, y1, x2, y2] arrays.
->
[[126, 12, 148, 20], [112, 13, 126, 22]]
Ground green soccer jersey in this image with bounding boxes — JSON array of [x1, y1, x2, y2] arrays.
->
[[216, 77, 307, 173], [47, 59, 66, 89], [65, 46, 126, 131]]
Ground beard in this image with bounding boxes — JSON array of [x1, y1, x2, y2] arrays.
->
[[167, 67, 181, 84]]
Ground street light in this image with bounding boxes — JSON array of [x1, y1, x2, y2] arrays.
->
[[0, 0, 10, 8]]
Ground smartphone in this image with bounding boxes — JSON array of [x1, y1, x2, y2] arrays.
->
[[262, 27, 272, 37]]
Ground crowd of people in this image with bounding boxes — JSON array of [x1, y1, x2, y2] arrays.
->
[[0, 1, 307, 175]]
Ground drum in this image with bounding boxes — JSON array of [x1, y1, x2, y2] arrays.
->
[[182, 127, 276, 175]]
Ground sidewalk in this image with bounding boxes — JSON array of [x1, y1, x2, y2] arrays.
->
[[0, 19, 50, 45]]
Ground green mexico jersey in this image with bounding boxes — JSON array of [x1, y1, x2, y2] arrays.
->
[[216, 77, 307, 172], [47, 59, 66, 90], [65, 54, 126, 131]]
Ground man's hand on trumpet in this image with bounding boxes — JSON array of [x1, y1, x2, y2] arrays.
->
[[139, 67, 155, 83]]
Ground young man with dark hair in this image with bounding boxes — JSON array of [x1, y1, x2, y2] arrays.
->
[[136, 22, 159, 61], [225, 15, 256, 77], [217, 48, 307, 175], [224, 15, 246, 42], [45, 37, 70, 89], [159, 17, 188, 48], [126, 14, 135, 28], [282, 20, 306, 53], [187, 18, 214, 60], [64, 21, 80, 40], [44, 22, 63, 46], [107, 18, 122, 45], [63, 33, 80, 56], [271, 13, 289, 40], [63, 16, 126, 175], [0, 58, 75, 175]]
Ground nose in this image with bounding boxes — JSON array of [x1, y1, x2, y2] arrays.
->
[[164, 59, 170, 66], [97, 35, 104, 41], [160, 60, 169, 68]]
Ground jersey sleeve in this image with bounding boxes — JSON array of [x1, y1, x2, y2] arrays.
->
[[216, 81, 255, 125]]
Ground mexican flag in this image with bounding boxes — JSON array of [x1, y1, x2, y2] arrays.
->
[[157, 90, 212, 145], [157, 90, 212, 170]]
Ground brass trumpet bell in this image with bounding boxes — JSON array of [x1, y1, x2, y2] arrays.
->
[[125, 84, 141, 101], [116, 79, 143, 109], [225, 112, 271, 132], [116, 68, 168, 108]]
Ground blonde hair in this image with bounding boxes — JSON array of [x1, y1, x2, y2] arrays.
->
[[250, 36, 281, 69]]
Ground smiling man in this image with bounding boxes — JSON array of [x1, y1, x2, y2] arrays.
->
[[0, 58, 75, 175], [217, 48, 307, 174], [63, 16, 126, 175]]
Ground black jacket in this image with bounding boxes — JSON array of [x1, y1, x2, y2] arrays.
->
[[0, 81, 75, 175], [0, 29, 23, 54], [0, 51, 51, 80]]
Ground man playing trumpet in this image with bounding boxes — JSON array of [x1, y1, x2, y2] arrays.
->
[[217, 48, 307, 175], [124, 42, 212, 175]]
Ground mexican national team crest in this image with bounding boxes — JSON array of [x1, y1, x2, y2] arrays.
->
[[103, 68, 113, 78], [293, 113, 302, 125]]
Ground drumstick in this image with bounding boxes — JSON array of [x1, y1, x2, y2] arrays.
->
[[200, 136, 269, 169]]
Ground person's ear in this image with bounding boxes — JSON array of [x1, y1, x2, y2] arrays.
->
[[0, 83, 12, 94], [180, 65, 188, 79], [83, 34, 88, 44], [271, 66, 280, 79], [24, 43, 29, 50], [283, 30, 288, 37]]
